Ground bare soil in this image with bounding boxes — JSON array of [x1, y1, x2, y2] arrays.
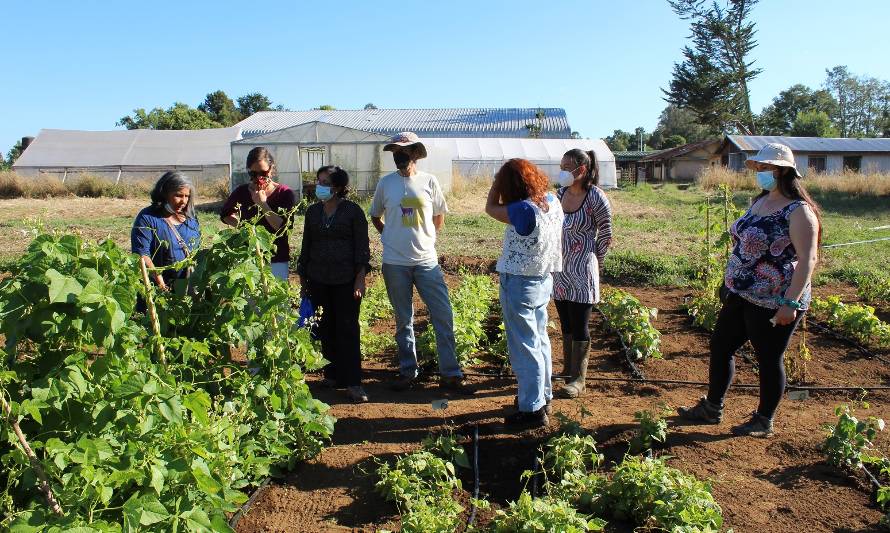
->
[[235, 275, 890, 533]]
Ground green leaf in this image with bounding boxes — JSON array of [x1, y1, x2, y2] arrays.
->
[[183, 390, 212, 424], [191, 458, 223, 496], [150, 463, 167, 495], [138, 496, 170, 525], [46, 268, 83, 303]]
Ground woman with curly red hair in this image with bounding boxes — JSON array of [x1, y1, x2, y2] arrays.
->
[[485, 158, 564, 429]]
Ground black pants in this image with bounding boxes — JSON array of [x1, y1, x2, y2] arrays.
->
[[554, 300, 594, 341], [308, 280, 362, 387], [706, 291, 804, 420]]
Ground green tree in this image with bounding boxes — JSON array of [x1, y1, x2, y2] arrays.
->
[[664, 0, 762, 134], [662, 134, 688, 148], [824, 66, 890, 137], [118, 102, 222, 130], [605, 129, 633, 151], [198, 90, 242, 126], [316, 105, 336, 110], [363, 103, 378, 110], [790, 110, 838, 137], [757, 84, 837, 135], [237, 93, 274, 116], [6, 140, 24, 166], [650, 105, 713, 148]]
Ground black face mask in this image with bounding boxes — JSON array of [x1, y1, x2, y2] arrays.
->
[[393, 152, 412, 169]]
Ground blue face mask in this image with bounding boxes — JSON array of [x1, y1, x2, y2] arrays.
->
[[316, 185, 333, 201], [756, 171, 777, 191]]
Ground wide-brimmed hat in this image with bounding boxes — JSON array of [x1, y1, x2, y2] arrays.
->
[[745, 143, 802, 177], [383, 131, 427, 159]]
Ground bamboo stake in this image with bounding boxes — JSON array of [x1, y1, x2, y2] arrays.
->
[[0, 394, 63, 516], [139, 259, 167, 367]]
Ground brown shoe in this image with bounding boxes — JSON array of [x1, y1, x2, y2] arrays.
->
[[440, 376, 475, 396]]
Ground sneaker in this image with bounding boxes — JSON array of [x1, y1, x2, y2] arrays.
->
[[731, 412, 774, 438], [440, 376, 475, 396], [504, 407, 549, 430], [346, 386, 369, 403], [320, 378, 342, 389], [389, 374, 418, 392], [513, 396, 552, 416], [676, 396, 723, 424]]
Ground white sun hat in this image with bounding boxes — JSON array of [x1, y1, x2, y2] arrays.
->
[[745, 143, 802, 177]]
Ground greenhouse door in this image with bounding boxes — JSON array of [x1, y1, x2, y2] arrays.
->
[[299, 146, 327, 176]]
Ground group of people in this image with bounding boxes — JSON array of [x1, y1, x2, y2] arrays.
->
[[131, 132, 820, 436]]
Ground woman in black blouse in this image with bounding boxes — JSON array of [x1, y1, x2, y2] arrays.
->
[[297, 166, 371, 402]]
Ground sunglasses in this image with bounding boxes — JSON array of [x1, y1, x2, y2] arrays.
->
[[248, 169, 271, 179]]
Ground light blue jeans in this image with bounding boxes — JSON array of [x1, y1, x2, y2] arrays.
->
[[500, 272, 553, 412], [382, 263, 462, 379]]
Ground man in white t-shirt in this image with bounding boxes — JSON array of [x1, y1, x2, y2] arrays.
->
[[369, 132, 471, 394]]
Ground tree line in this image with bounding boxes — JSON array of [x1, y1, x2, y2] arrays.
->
[[606, 0, 889, 152]]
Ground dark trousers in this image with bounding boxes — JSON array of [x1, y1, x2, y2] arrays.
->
[[308, 280, 362, 387], [706, 291, 804, 419], [555, 300, 594, 341]]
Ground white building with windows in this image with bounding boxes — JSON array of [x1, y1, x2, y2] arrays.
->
[[720, 135, 890, 175]]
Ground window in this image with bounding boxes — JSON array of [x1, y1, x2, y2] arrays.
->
[[843, 156, 862, 172], [808, 156, 826, 173], [727, 152, 746, 171], [299, 147, 326, 172]]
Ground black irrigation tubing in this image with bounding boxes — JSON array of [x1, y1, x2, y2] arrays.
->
[[809, 319, 890, 365], [228, 476, 271, 528], [861, 463, 883, 492], [593, 306, 646, 380], [466, 424, 481, 528], [530, 455, 541, 499]]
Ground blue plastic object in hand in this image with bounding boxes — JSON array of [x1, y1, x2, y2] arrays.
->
[[298, 297, 315, 328]]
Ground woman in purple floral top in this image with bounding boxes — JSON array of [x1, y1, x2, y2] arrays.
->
[[679, 143, 821, 438]]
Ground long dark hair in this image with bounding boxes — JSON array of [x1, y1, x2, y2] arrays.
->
[[150, 170, 195, 219], [753, 167, 823, 244], [563, 148, 599, 188]]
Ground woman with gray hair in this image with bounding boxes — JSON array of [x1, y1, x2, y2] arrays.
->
[[131, 170, 201, 292]]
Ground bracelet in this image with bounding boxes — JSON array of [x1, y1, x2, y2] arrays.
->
[[777, 297, 802, 310]]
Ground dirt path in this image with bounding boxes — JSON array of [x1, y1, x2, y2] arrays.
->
[[235, 284, 890, 533]]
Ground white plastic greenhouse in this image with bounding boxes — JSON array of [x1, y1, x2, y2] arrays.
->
[[231, 122, 616, 196]]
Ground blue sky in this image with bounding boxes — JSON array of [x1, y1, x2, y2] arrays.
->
[[2, 0, 889, 154]]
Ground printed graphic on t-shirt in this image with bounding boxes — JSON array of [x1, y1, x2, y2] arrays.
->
[[400, 197, 423, 228]]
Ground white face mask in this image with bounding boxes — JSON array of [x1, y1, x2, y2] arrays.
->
[[557, 170, 576, 187]]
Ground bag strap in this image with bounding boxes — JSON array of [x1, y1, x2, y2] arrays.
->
[[163, 217, 193, 257]]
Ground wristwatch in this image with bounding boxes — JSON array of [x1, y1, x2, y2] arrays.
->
[[777, 297, 802, 310]]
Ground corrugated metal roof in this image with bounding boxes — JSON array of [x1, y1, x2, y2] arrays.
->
[[727, 135, 890, 153], [235, 108, 572, 138], [613, 150, 661, 161], [421, 137, 614, 162], [13, 127, 241, 168], [640, 139, 721, 161]]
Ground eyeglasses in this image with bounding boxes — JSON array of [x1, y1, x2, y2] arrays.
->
[[248, 169, 271, 179]]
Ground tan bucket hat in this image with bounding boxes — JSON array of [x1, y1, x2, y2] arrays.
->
[[745, 143, 802, 177], [383, 131, 427, 159]]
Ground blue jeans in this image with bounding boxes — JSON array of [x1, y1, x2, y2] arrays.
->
[[500, 272, 553, 412], [382, 263, 461, 379]]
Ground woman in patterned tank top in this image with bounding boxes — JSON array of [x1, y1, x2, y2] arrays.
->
[[678, 143, 821, 437]]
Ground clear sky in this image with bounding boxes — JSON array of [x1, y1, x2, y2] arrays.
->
[[2, 0, 889, 154]]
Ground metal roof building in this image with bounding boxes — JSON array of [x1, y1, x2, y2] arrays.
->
[[235, 108, 573, 139], [721, 135, 890, 174], [12, 127, 242, 186]]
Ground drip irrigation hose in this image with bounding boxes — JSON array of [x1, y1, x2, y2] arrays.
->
[[228, 476, 271, 528], [593, 306, 646, 380], [466, 424, 481, 528], [530, 455, 541, 499], [809, 319, 890, 365]]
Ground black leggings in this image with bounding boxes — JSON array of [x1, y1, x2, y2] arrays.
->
[[706, 291, 804, 420], [554, 300, 594, 341], [308, 280, 362, 387]]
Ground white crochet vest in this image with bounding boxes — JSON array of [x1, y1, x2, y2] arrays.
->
[[496, 194, 563, 276]]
